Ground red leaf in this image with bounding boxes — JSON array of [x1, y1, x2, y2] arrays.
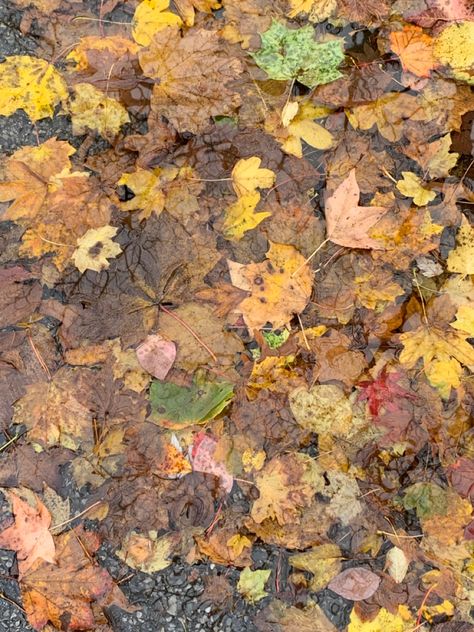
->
[[191, 432, 233, 493]]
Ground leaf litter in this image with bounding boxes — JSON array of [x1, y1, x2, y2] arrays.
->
[[0, 0, 473, 630]]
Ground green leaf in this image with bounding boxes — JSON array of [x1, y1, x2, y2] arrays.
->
[[237, 567, 271, 603], [402, 482, 448, 519], [149, 377, 234, 428], [262, 328, 290, 349], [251, 20, 344, 88]]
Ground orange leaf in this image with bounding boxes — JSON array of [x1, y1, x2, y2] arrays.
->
[[390, 25, 437, 78]]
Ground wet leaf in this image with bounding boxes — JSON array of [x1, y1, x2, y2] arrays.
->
[[328, 567, 381, 601], [139, 26, 242, 132], [447, 217, 474, 275], [223, 191, 271, 240], [251, 21, 344, 88], [396, 172, 436, 206], [190, 431, 234, 492], [70, 83, 129, 137], [116, 531, 177, 573], [390, 25, 437, 77], [0, 56, 68, 121], [289, 543, 342, 591], [149, 377, 234, 428], [228, 242, 313, 331], [289, 383, 353, 436], [402, 482, 448, 519], [136, 334, 176, 380], [72, 225, 122, 274], [231, 157, 276, 197], [132, 0, 182, 46], [0, 488, 55, 577], [434, 22, 474, 85], [386, 546, 409, 584], [237, 567, 271, 603], [348, 606, 414, 632], [324, 169, 388, 249]]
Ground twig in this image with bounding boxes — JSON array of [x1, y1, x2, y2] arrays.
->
[[0, 592, 25, 613], [0, 432, 25, 453], [416, 583, 437, 626], [50, 500, 102, 531], [160, 305, 217, 362], [291, 238, 330, 277], [297, 313, 310, 351]]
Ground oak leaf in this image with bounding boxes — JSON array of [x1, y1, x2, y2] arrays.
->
[[0, 489, 55, 577], [132, 0, 182, 46], [139, 27, 242, 133], [21, 527, 120, 631], [0, 56, 68, 122], [324, 169, 388, 249], [390, 25, 437, 77], [228, 242, 313, 331], [251, 452, 324, 525], [72, 225, 122, 274]]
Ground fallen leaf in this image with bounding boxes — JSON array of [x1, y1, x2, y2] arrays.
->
[[402, 482, 448, 519], [174, 0, 221, 26], [386, 546, 409, 584], [223, 191, 271, 241], [324, 169, 388, 249], [390, 25, 437, 77], [0, 489, 55, 577], [348, 606, 414, 632], [434, 21, 474, 85], [289, 384, 353, 436], [447, 217, 474, 275], [451, 304, 474, 336], [72, 225, 122, 274], [251, 20, 344, 88], [116, 531, 177, 573], [231, 157, 276, 197], [396, 172, 436, 206], [237, 567, 271, 603], [289, 543, 342, 591], [0, 55, 68, 121], [255, 598, 337, 632], [70, 83, 129, 137], [328, 567, 381, 601], [399, 324, 474, 398], [21, 527, 123, 631], [148, 377, 234, 428], [251, 452, 324, 525], [42, 485, 70, 535], [136, 334, 176, 380], [228, 242, 313, 331], [190, 431, 234, 492], [139, 26, 242, 133], [132, 0, 182, 46]]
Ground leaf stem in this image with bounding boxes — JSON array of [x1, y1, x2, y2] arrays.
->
[[159, 305, 217, 362]]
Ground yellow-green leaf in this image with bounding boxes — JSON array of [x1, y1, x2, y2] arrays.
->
[[237, 567, 271, 602]]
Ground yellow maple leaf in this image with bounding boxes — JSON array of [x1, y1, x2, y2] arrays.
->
[[223, 191, 271, 240], [228, 242, 313, 331], [70, 83, 129, 138], [451, 304, 474, 336], [237, 567, 271, 603], [434, 22, 474, 85], [119, 167, 177, 220], [241, 448, 266, 473], [396, 172, 436, 206], [226, 534, 252, 557], [0, 56, 68, 122], [72, 225, 122, 273], [231, 157, 275, 197], [174, 0, 221, 26], [399, 325, 474, 398], [348, 606, 414, 632], [132, 0, 182, 46], [287, 0, 336, 21], [447, 216, 474, 275]]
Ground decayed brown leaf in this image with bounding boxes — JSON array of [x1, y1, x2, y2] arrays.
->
[[139, 26, 242, 133]]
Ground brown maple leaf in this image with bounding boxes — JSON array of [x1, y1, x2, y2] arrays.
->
[[138, 26, 242, 133]]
